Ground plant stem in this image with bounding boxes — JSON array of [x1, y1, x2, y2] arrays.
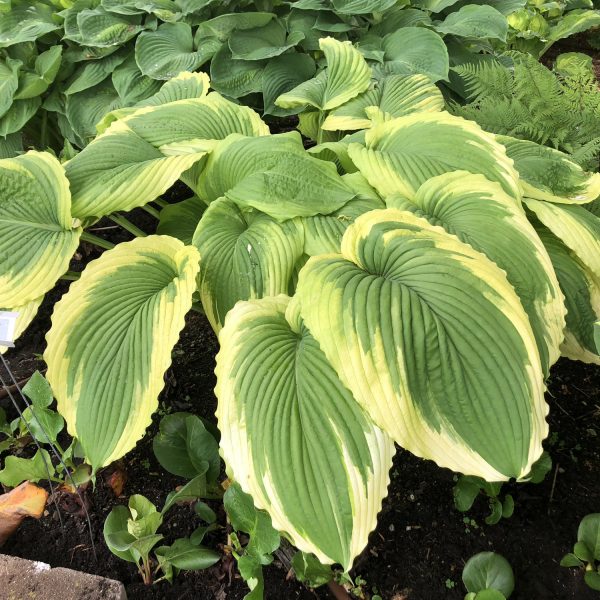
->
[[81, 231, 115, 250], [142, 204, 161, 219], [191, 302, 205, 315], [109, 214, 147, 237], [40, 110, 48, 149], [153, 198, 169, 209], [60, 270, 80, 281]]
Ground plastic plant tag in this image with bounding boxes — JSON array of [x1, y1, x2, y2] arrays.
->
[[0, 312, 18, 348]]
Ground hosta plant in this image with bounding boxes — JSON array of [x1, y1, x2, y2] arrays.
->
[[2, 40, 600, 582]]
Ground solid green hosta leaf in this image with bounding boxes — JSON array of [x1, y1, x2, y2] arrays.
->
[[71, 8, 144, 47], [535, 226, 600, 365], [0, 132, 23, 160], [194, 12, 275, 46], [332, 0, 397, 13], [215, 295, 395, 569], [0, 97, 41, 137], [262, 53, 316, 116], [435, 5, 508, 41], [412, 0, 461, 12], [378, 28, 449, 83], [323, 74, 444, 131], [348, 112, 520, 201], [229, 19, 304, 61], [66, 92, 268, 218], [209, 45, 265, 99], [297, 209, 548, 480], [195, 132, 355, 220], [45, 236, 199, 471], [0, 58, 20, 118], [369, 8, 432, 34], [136, 22, 206, 80], [0, 1, 60, 48], [13, 46, 63, 100], [386, 171, 565, 376], [112, 55, 162, 104], [0, 151, 81, 308], [192, 198, 304, 331], [65, 79, 122, 147], [96, 71, 210, 133], [498, 136, 600, 204], [63, 51, 128, 96], [0, 295, 43, 355], [156, 196, 206, 245], [525, 199, 600, 279], [276, 37, 371, 111]]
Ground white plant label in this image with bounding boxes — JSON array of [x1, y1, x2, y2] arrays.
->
[[0, 311, 19, 347]]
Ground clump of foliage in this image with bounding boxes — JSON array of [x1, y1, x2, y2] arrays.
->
[[450, 51, 600, 170], [561, 513, 600, 591], [0, 371, 91, 489], [104, 411, 222, 584], [462, 552, 515, 599], [104, 493, 219, 584], [453, 451, 552, 524], [507, 0, 600, 56], [2, 0, 598, 157]]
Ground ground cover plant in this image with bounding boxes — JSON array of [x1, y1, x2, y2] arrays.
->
[[0, 1, 600, 599]]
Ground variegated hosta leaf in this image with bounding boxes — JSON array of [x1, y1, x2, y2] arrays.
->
[[65, 120, 204, 219], [535, 226, 600, 365], [0, 151, 82, 308], [348, 112, 521, 201], [297, 209, 548, 480], [0, 296, 43, 354], [524, 199, 600, 279], [97, 71, 211, 134], [309, 130, 366, 174], [322, 74, 444, 131], [215, 295, 395, 569], [65, 92, 269, 219], [499, 136, 600, 204], [45, 236, 199, 471], [195, 132, 355, 220], [124, 92, 269, 148], [192, 198, 304, 332], [385, 171, 565, 376], [275, 37, 371, 111], [303, 196, 385, 255]]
